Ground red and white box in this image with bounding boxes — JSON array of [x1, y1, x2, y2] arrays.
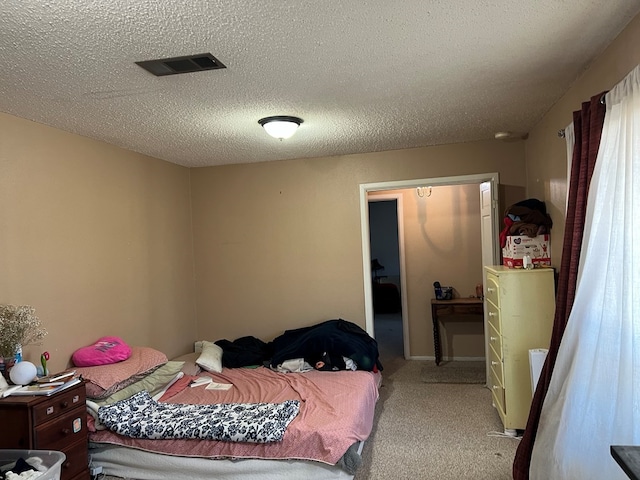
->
[[502, 234, 551, 268]]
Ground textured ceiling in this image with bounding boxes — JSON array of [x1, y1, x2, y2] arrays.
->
[[1, 1, 639, 168]]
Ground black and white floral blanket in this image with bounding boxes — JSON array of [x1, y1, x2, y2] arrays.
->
[[98, 391, 300, 443]]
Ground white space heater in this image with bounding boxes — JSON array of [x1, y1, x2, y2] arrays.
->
[[529, 348, 548, 397]]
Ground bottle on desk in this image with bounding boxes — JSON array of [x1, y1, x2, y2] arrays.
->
[[433, 281, 443, 300]]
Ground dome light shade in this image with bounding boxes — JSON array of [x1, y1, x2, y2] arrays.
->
[[258, 116, 303, 139]]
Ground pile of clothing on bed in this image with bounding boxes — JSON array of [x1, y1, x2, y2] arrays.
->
[[216, 318, 383, 373]]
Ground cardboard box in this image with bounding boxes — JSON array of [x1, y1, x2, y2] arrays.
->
[[502, 234, 551, 268]]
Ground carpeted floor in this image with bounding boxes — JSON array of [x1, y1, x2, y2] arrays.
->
[[355, 355, 519, 480], [421, 360, 486, 384]]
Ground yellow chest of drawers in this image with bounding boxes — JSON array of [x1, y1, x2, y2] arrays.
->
[[484, 265, 555, 433]]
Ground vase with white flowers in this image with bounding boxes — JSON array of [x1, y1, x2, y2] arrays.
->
[[0, 304, 47, 379]]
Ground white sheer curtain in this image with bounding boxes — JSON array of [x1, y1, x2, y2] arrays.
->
[[564, 122, 575, 210], [531, 63, 640, 479]]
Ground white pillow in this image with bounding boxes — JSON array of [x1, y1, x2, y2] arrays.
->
[[196, 341, 223, 373]]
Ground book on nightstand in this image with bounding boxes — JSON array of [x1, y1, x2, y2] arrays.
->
[[7, 376, 82, 396], [36, 370, 76, 383]]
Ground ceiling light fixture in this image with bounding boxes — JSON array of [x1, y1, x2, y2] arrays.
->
[[258, 116, 303, 140], [494, 131, 529, 141]]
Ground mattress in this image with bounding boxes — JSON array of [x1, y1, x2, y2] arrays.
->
[[91, 441, 364, 480]]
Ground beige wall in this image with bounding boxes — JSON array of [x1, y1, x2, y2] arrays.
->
[[191, 140, 526, 356], [0, 113, 196, 372], [370, 185, 485, 358], [0, 97, 525, 371], [526, 14, 640, 265]]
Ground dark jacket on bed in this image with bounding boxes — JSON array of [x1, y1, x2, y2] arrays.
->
[[269, 319, 383, 372], [215, 336, 273, 368]]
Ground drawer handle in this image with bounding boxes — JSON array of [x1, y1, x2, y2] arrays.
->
[[490, 336, 498, 342], [487, 287, 495, 293], [492, 385, 500, 390], [491, 360, 500, 366], [488, 312, 496, 317]]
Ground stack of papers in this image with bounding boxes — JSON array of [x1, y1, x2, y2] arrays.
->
[[189, 377, 213, 387], [189, 376, 233, 390], [206, 382, 233, 391], [5, 377, 81, 397]]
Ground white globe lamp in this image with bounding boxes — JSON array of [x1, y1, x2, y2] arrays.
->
[[9, 360, 37, 385]]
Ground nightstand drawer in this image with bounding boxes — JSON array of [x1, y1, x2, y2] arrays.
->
[[33, 386, 85, 425], [35, 406, 87, 451], [60, 437, 90, 480]]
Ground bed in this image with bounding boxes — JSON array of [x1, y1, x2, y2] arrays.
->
[[78, 320, 382, 480]]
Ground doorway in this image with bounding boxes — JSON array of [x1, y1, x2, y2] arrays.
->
[[369, 197, 404, 360], [359, 173, 500, 360]]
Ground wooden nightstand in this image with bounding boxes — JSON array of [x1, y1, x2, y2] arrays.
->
[[0, 380, 90, 480]]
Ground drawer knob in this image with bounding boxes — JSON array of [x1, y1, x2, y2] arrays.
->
[[487, 288, 495, 293], [491, 360, 499, 366], [492, 385, 500, 390], [489, 312, 496, 317], [490, 336, 498, 341]]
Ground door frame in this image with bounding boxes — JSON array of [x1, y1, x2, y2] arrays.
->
[[359, 172, 501, 357], [367, 194, 409, 358]]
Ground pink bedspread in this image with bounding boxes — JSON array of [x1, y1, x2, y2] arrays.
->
[[89, 366, 381, 465]]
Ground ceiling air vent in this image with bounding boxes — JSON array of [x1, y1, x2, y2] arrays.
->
[[136, 53, 226, 77]]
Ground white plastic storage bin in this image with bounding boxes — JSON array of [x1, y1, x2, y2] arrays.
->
[[0, 450, 66, 480]]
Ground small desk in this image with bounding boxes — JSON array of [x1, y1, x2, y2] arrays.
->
[[611, 445, 640, 480], [431, 297, 484, 366]]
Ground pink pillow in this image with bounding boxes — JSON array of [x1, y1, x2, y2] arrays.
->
[[72, 336, 132, 367], [75, 346, 168, 398]]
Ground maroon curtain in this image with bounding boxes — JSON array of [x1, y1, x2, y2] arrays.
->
[[512, 92, 607, 479]]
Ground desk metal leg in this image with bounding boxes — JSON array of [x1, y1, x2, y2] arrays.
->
[[431, 305, 441, 366]]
